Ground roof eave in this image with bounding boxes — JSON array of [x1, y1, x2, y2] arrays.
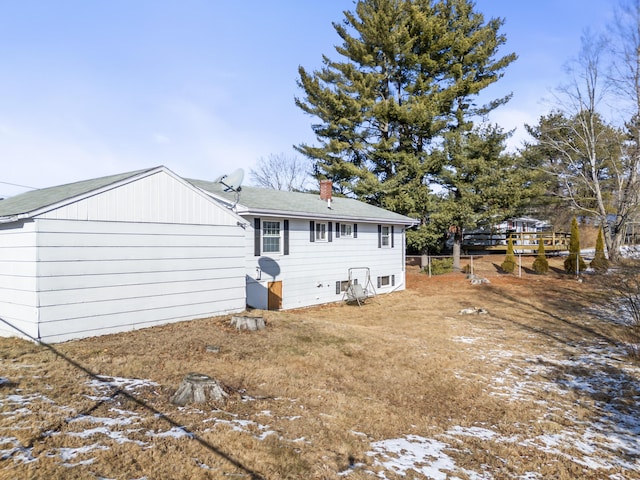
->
[[237, 207, 417, 225], [0, 213, 29, 224]]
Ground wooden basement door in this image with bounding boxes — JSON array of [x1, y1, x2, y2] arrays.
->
[[267, 281, 282, 310]]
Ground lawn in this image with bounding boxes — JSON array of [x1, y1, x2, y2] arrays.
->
[[1, 256, 639, 479]]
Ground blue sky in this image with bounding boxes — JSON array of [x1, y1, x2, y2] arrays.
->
[[0, 0, 614, 197]]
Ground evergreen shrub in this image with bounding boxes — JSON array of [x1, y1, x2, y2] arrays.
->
[[532, 239, 549, 274], [590, 226, 609, 273], [501, 237, 517, 274], [564, 217, 587, 274], [423, 258, 454, 275]]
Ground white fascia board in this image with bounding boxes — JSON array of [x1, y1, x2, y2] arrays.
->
[[237, 208, 418, 226], [0, 215, 23, 224], [200, 190, 418, 226]]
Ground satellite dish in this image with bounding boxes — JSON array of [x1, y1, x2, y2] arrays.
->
[[216, 168, 244, 192]]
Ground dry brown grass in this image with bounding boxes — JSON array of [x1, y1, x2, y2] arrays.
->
[[1, 255, 637, 479]]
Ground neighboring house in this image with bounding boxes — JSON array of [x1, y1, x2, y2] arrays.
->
[[190, 179, 417, 311], [462, 216, 567, 253], [498, 217, 551, 233], [0, 167, 246, 343]]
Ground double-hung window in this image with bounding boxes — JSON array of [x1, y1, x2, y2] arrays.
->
[[262, 221, 281, 253], [309, 221, 333, 243], [340, 223, 353, 237], [315, 222, 328, 242], [378, 225, 394, 248], [254, 218, 289, 256], [381, 226, 391, 247]]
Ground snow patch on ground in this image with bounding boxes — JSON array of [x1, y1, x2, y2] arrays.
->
[[356, 336, 640, 479]]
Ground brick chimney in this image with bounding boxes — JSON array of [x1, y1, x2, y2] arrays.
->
[[319, 179, 333, 202]]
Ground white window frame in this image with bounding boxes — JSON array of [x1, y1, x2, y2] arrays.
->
[[381, 226, 391, 248], [378, 275, 391, 287], [315, 222, 328, 242], [262, 220, 282, 254], [340, 223, 353, 238]]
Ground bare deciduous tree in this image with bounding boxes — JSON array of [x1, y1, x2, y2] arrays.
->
[[527, 12, 640, 262], [605, 0, 640, 260], [249, 153, 312, 191]]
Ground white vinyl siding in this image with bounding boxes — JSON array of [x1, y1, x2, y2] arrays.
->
[[38, 170, 238, 226], [244, 219, 406, 310], [0, 169, 248, 343], [0, 221, 38, 339], [33, 219, 245, 343]]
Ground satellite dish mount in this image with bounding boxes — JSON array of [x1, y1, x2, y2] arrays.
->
[[215, 168, 244, 209]]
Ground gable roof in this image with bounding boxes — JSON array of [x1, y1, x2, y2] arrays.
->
[[0, 167, 417, 226], [189, 179, 417, 225], [0, 168, 159, 221]]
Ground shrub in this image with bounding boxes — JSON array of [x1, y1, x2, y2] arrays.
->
[[598, 265, 640, 358], [532, 239, 549, 274], [564, 217, 587, 275], [501, 237, 517, 274], [423, 257, 454, 275], [590, 226, 609, 273]]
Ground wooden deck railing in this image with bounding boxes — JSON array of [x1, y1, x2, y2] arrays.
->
[[462, 231, 570, 253]]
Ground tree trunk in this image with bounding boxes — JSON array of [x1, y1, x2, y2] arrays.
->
[[230, 316, 265, 331], [452, 226, 462, 271], [609, 226, 625, 264], [170, 373, 229, 406]]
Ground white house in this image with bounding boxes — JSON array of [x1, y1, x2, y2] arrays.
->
[[498, 217, 551, 233], [191, 179, 417, 311], [0, 167, 247, 343], [0, 168, 417, 343]]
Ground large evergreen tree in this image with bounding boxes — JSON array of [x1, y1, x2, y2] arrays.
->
[[295, 0, 517, 254], [436, 123, 538, 268]]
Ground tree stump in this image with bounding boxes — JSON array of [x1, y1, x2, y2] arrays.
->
[[170, 373, 229, 406], [230, 315, 265, 331]]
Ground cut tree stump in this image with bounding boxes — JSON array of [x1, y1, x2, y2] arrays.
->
[[170, 373, 229, 406], [230, 315, 265, 331]]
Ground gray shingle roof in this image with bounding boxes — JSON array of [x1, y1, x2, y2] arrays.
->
[[0, 168, 154, 219], [0, 167, 417, 226], [189, 179, 417, 225]]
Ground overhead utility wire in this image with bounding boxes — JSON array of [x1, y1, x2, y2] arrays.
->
[[0, 180, 38, 190]]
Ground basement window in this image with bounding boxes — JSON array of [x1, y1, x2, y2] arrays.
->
[[336, 279, 357, 294], [377, 275, 395, 288]]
